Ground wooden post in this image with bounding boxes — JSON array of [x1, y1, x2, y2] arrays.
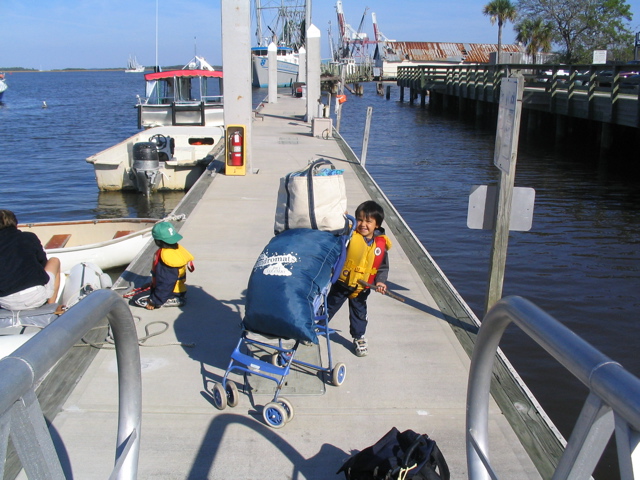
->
[[484, 76, 524, 315]]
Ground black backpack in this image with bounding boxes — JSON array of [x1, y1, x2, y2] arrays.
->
[[337, 428, 450, 480]]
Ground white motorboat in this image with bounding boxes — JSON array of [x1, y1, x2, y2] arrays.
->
[[125, 55, 145, 73], [0, 73, 7, 100], [18, 218, 158, 272], [86, 125, 224, 194], [136, 56, 223, 128], [251, 0, 306, 88]]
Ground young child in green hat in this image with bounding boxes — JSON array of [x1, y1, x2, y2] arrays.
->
[[131, 221, 194, 309]]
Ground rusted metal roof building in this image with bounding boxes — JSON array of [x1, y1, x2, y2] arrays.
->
[[373, 41, 525, 79]]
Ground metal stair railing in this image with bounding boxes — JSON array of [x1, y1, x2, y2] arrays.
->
[[0, 290, 141, 480], [466, 295, 640, 480]]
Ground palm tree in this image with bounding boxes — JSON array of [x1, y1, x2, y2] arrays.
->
[[515, 18, 554, 64], [483, 0, 518, 63]]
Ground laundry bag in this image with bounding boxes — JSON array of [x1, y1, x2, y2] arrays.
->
[[243, 228, 343, 344], [274, 158, 348, 235]]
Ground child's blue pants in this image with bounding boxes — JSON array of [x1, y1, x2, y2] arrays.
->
[[326, 282, 371, 339]]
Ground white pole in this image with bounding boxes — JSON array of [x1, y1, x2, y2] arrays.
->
[[298, 47, 306, 83], [305, 24, 321, 122], [221, 0, 253, 172], [268, 42, 278, 103]]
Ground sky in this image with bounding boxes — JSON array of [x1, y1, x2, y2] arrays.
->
[[3, 0, 640, 70]]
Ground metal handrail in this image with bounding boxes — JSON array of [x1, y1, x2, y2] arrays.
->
[[466, 295, 640, 479], [0, 290, 141, 480]]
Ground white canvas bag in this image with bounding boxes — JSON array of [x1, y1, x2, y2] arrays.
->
[[274, 159, 348, 234]]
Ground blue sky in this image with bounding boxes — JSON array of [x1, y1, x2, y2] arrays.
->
[[3, 0, 640, 70]]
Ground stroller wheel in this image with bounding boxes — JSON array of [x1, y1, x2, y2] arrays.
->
[[278, 397, 295, 422], [212, 383, 227, 410], [263, 402, 287, 428], [331, 362, 347, 386], [226, 380, 239, 408]]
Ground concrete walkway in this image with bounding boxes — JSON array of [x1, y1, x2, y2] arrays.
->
[[42, 93, 541, 479]]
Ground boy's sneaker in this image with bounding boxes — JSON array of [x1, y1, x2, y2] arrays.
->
[[162, 297, 186, 308], [353, 337, 368, 357]]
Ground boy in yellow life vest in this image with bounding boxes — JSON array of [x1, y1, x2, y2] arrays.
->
[[327, 200, 391, 357], [135, 221, 194, 310]]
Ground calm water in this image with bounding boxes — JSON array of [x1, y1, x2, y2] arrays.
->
[[335, 83, 640, 477], [0, 71, 186, 221], [2, 72, 639, 476]]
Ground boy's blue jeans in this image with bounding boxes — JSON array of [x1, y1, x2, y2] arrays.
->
[[326, 281, 371, 339]]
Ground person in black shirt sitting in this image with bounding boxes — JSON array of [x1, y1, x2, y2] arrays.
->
[[0, 210, 61, 310]]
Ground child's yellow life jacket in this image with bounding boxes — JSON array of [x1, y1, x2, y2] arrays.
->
[[338, 232, 391, 298], [152, 245, 195, 294]]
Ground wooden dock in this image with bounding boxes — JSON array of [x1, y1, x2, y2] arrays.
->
[[15, 92, 563, 479]]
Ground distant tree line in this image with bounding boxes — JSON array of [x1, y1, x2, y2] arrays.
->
[[483, 0, 636, 64]]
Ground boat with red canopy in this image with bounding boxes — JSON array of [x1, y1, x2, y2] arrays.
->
[[135, 56, 224, 129]]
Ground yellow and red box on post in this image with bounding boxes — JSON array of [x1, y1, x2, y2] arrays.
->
[[225, 125, 246, 176]]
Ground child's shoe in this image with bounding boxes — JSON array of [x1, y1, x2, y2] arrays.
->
[[353, 336, 368, 357], [162, 297, 186, 308]]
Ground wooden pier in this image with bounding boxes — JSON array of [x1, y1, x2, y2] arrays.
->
[[396, 63, 640, 166]]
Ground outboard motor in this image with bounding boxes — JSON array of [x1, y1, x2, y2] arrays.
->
[[132, 142, 161, 195]]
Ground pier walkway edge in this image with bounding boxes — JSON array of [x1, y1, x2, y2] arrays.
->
[[31, 93, 556, 479]]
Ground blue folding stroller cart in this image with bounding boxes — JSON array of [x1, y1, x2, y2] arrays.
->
[[211, 217, 354, 428]]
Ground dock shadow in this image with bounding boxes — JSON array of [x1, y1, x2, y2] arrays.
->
[[172, 285, 246, 373], [187, 413, 349, 480], [381, 281, 478, 334]]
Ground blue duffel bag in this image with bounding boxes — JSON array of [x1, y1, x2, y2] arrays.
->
[[243, 228, 344, 344]]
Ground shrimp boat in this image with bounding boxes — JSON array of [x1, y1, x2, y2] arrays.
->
[[252, 0, 306, 88]]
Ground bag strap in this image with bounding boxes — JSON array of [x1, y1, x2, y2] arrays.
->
[[427, 444, 450, 480], [305, 159, 334, 230]]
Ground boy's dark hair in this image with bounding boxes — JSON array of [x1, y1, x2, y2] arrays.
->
[[154, 239, 179, 249], [0, 210, 18, 229], [355, 201, 384, 227]]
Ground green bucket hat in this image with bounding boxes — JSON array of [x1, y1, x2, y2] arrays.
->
[[152, 221, 183, 244]]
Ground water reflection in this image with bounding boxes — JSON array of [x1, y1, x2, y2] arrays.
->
[[93, 191, 185, 219]]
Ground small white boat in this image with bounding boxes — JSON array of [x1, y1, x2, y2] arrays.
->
[[125, 55, 145, 73], [136, 56, 224, 128], [0, 73, 7, 100], [18, 218, 158, 272], [86, 125, 224, 194]]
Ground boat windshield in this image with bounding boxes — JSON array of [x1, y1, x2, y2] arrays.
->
[[145, 75, 223, 105]]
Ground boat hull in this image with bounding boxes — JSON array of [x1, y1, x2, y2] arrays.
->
[[86, 125, 224, 193], [252, 56, 299, 88], [18, 218, 157, 272]]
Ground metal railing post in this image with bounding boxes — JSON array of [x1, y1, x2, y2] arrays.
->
[[466, 296, 640, 479], [0, 289, 142, 480]]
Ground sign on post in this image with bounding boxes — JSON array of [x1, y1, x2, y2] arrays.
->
[[593, 50, 607, 64], [485, 76, 524, 315], [494, 78, 520, 174], [467, 185, 535, 231]]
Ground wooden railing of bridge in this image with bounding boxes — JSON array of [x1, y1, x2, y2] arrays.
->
[[397, 64, 640, 129]]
